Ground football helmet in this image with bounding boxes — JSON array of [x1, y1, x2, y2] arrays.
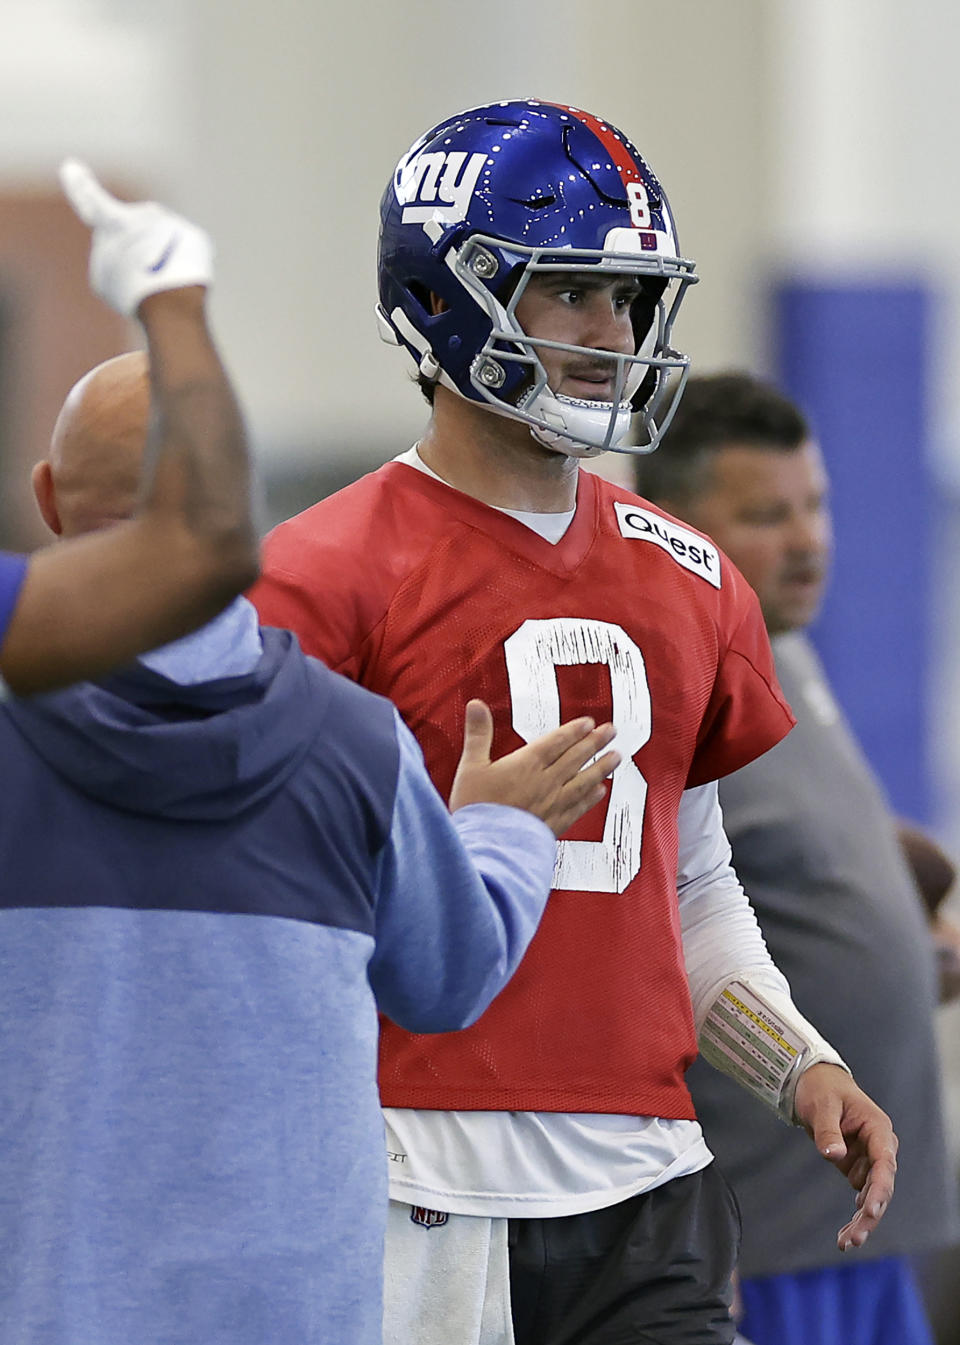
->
[[377, 99, 698, 457]]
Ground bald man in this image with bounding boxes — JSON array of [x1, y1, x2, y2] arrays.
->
[[33, 350, 148, 538], [0, 162, 257, 698], [0, 348, 620, 1345]]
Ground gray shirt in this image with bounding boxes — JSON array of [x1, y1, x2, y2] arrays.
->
[[686, 631, 959, 1276]]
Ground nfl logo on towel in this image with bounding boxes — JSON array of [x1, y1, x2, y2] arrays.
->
[[410, 1206, 449, 1229]]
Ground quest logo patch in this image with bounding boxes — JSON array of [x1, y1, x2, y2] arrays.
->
[[614, 502, 721, 588]]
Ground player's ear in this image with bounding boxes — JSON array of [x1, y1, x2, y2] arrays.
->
[[31, 461, 64, 536], [429, 293, 449, 316]]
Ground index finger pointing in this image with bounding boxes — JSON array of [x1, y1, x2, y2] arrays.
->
[[59, 158, 122, 227]]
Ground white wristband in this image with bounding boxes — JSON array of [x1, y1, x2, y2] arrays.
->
[[698, 976, 849, 1123]]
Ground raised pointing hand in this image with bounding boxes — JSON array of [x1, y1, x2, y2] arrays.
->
[[59, 158, 214, 317], [449, 699, 620, 837]]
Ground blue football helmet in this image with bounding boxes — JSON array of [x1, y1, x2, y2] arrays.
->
[[377, 99, 698, 457]]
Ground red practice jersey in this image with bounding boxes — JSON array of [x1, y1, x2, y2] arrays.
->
[[252, 463, 794, 1118]]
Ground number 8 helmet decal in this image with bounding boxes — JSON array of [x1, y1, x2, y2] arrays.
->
[[377, 99, 699, 457]]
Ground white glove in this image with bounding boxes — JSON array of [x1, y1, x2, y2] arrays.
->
[[59, 158, 214, 317]]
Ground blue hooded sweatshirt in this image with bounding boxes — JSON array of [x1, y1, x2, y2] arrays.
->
[[0, 607, 555, 1345]]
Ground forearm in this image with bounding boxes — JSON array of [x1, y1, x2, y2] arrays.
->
[[0, 519, 240, 694], [138, 289, 258, 585], [368, 714, 556, 1032], [678, 784, 847, 1120], [677, 801, 895, 1248]]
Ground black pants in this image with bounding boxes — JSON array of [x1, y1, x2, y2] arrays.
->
[[508, 1166, 740, 1345]]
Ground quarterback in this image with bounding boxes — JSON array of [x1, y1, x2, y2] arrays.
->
[[254, 101, 898, 1345]]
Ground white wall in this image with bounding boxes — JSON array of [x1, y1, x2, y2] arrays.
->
[[5, 0, 960, 468], [0, 0, 777, 462]]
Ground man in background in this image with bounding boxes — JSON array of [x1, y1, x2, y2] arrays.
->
[[636, 370, 960, 1345], [0, 351, 619, 1345], [0, 160, 257, 697]]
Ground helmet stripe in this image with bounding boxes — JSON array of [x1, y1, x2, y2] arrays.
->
[[544, 102, 644, 193]]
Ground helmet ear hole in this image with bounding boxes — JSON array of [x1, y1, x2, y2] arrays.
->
[[405, 280, 435, 320]]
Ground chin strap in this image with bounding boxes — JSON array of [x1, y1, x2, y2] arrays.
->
[[527, 395, 634, 458], [698, 975, 850, 1124]]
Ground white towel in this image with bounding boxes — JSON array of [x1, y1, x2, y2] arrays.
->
[[383, 1201, 514, 1345]]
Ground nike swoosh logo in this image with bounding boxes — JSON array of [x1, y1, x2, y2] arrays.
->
[[146, 234, 179, 273]]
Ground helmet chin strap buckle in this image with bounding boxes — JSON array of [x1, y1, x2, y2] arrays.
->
[[418, 350, 440, 380], [526, 392, 633, 459]]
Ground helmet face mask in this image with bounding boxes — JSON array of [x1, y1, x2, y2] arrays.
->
[[455, 237, 694, 457], [378, 100, 698, 457]]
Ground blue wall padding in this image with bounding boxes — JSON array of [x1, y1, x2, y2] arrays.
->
[[775, 281, 932, 820]]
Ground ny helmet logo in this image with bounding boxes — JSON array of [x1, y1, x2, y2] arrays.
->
[[395, 149, 487, 225]]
